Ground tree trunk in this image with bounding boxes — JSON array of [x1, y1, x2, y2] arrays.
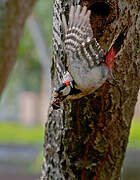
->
[[41, 0, 140, 179], [0, 0, 37, 95]]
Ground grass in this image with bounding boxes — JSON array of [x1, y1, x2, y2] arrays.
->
[[0, 119, 139, 173], [0, 121, 44, 144], [128, 118, 140, 149], [0, 118, 140, 148]]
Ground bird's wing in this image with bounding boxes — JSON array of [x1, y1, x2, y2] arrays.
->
[[62, 5, 93, 53], [75, 38, 105, 67]]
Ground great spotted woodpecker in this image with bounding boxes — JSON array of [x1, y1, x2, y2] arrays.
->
[[52, 5, 126, 110]]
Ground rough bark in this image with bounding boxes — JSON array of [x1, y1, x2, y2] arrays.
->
[[41, 0, 140, 179], [0, 0, 37, 95]]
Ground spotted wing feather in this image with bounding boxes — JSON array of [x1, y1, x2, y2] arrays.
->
[[62, 5, 104, 66], [62, 5, 93, 53], [75, 38, 105, 67]]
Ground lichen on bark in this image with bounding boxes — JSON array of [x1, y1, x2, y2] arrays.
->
[[41, 0, 140, 179]]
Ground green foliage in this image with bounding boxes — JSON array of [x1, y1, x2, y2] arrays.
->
[[0, 0, 53, 105], [35, 0, 53, 47], [0, 122, 44, 144], [8, 0, 53, 93]]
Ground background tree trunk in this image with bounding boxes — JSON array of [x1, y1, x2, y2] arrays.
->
[[41, 0, 140, 179], [0, 0, 37, 95]]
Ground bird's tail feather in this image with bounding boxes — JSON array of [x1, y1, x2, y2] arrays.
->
[[105, 29, 127, 68]]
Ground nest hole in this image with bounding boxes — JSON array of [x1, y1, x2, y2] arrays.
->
[[89, 2, 110, 17]]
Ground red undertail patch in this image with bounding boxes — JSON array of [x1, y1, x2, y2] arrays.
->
[[105, 47, 116, 69]]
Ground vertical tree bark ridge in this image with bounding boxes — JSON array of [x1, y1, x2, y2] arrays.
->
[[41, 0, 140, 179], [0, 0, 37, 95], [41, 0, 66, 179]]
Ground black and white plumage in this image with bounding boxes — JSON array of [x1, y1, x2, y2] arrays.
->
[[51, 5, 126, 109], [62, 5, 108, 92]]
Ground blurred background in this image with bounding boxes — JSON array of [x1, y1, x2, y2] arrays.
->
[[0, 0, 52, 179], [0, 0, 139, 180]]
